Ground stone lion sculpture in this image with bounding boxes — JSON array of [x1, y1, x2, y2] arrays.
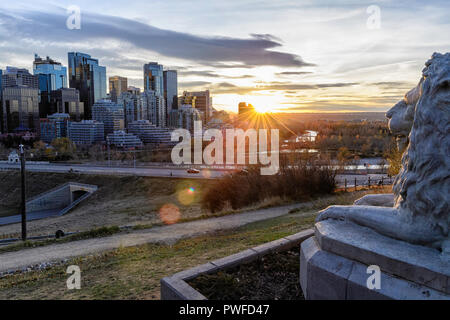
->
[[318, 52, 450, 252], [354, 67, 424, 207]]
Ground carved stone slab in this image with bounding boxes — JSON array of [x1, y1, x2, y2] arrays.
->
[[300, 236, 449, 300], [314, 220, 449, 294]]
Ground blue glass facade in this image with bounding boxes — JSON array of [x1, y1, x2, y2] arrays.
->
[[164, 70, 178, 115], [144, 63, 164, 96], [144, 63, 166, 127], [33, 55, 67, 91], [33, 55, 68, 118], [68, 52, 107, 119]]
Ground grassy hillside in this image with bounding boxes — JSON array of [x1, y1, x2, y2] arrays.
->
[[0, 171, 210, 237]]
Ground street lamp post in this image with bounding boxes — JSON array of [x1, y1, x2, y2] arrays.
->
[[19, 144, 27, 241]]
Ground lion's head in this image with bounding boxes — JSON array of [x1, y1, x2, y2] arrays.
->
[[386, 78, 423, 151], [393, 52, 450, 238]]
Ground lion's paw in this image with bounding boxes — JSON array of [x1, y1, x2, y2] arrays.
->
[[316, 206, 346, 222]]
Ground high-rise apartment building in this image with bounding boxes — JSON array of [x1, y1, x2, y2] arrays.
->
[[180, 90, 211, 123], [68, 52, 107, 119], [109, 76, 128, 102], [2, 67, 39, 89], [142, 90, 165, 127], [168, 104, 203, 133], [92, 99, 125, 137], [117, 91, 147, 127], [127, 86, 141, 95]]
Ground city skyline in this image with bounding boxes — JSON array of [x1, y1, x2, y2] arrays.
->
[[0, 0, 449, 113]]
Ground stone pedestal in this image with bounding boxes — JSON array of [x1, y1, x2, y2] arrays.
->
[[300, 220, 450, 300]]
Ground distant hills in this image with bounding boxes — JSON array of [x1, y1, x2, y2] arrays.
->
[[272, 112, 387, 122]]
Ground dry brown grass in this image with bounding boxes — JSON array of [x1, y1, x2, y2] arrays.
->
[[0, 172, 210, 238]]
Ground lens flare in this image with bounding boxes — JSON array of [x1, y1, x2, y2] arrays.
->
[[178, 187, 196, 205], [159, 203, 181, 225], [201, 169, 212, 179]]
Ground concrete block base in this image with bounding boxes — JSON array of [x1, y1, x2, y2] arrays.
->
[[300, 221, 450, 300]]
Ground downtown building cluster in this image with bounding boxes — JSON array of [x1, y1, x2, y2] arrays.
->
[[0, 52, 212, 150]]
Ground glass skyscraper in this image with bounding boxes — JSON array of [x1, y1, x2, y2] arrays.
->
[[144, 62, 166, 127], [163, 70, 178, 117], [33, 54, 67, 90], [68, 52, 106, 119], [144, 62, 164, 95], [33, 54, 67, 117]]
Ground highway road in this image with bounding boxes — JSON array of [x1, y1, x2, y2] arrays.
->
[[0, 162, 390, 184], [0, 162, 226, 179]]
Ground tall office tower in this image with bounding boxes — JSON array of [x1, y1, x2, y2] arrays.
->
[[68, 52, 107, 119], [142, 90, 165, 127], [144, 62, 164, 94], [1, 86, 39, 133], [67, 120, 104, 145], [92, 99, 125, 137], [50, 88, 84, 121], [143, 63, 166, 127], [2, 67, 39, 89], [109, 76, 128, 102], [40, 113, 70, 143], [180, 90, 211, 123], [117, 91, 147, 127], [33, 54, 68, 118], [163, 70, 178, 116]]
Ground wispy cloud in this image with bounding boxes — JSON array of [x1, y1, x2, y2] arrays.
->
[[276, 71, 313, 76], [209, 81, 359, 94], [0, 8, 313, 68], [179, 70, 255, 79]]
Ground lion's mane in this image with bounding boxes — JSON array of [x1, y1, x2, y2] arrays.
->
[[393, 52, 450, 237]]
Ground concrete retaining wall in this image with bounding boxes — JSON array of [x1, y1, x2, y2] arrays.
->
[[26, 182, 97, 214], [160, 229, 314, 300]]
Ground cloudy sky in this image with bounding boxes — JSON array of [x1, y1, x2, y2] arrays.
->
[[0, 0, 449, 113]]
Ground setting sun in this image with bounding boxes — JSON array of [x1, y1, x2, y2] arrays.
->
[[253, 105, 271, 113], [245, 95, 278, 114]]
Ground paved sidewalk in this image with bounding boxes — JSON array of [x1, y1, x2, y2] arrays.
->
[[0, 202, 307, 273]]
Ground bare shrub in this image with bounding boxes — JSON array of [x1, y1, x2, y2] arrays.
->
[[202, 155, 337, 212]]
